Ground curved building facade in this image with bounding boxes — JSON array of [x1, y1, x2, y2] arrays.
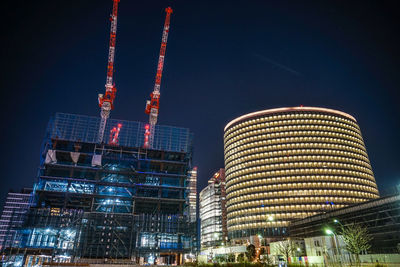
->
[[224, 107, 379, 240]]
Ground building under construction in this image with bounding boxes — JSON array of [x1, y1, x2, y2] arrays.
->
[[1, 0, 198, 265], [2, 113, 196, 266]]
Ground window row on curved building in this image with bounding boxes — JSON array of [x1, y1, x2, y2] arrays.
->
[[223, 107, 379, 240]]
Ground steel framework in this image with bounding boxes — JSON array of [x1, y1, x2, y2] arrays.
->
[[98, 0, 120, 143], [1, 113, 197, 266], [144, 7, 173, 148]]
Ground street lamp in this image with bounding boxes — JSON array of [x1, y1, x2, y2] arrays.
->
[[325, 228, 342, 266], [325, 229, 334, 235], [296, 247, 301, 257], [333, 219, 344, 227]]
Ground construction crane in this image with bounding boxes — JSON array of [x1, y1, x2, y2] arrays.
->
[[144, 7, 173, 148], [97, 0, 120, 143], [109, 123, 122, 145]]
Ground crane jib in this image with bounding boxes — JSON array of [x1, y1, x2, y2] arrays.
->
[[144, 7, 173, 149], [97, 0, 120, 144]]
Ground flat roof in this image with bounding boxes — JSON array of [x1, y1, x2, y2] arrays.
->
[[290, 194, 400, 227], [224, 106, 357, 131]]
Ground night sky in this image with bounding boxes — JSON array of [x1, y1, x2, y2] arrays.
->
[[1, 0, 399, 204]]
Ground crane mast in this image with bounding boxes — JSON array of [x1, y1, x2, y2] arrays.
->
[[144, 7, 173, 148], [109, 123, 122, 145], [97, 0, 120, 143]]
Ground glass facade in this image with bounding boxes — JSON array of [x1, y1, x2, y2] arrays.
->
[[187, 167, 198, 223], [199, 169, 227, 249], [224, 107, 379, 239], [0, 189, 32, 251]]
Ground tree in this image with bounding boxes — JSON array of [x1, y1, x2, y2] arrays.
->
[[264, 254, 274, 267], [339, 223, 372, 266], [276, 240, 294, 263], [246, 244, 256, 262], [258, 247, 274, 266]]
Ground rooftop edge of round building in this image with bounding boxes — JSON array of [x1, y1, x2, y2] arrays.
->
[[224, 106, 357, 132]]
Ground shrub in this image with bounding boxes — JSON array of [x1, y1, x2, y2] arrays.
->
[[227, 253, 235, 263], [184, 262, 198, 267], [237, 253, 245, 263]]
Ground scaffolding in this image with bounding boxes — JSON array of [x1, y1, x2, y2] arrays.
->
[[46, 113, 193, 153], [2, 113, 197, 266]]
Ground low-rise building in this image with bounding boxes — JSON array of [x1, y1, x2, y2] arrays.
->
[[269, 239, 305, 264], [290, 193, 400, 254]]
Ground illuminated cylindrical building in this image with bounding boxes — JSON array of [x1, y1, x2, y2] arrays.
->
[[224, 107, 379, 240]]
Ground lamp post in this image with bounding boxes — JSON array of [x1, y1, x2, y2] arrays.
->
[[333, 219, 343, 226], [325, 228, 342, 267], [333, 219, 344, 232], [332, 219, 345, 264], [295, 247, 302, 258]]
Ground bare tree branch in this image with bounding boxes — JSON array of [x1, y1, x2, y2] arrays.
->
[[340, 223, 372, 265], [276, 240, 295, 263]]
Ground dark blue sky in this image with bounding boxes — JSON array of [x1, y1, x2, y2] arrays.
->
[[1, 0, 399, 202]]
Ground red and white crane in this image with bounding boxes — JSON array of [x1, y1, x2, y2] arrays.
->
[[109, 123, 122, 145], [97, 0, 120, 143], [144, 7, 173, 148]]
